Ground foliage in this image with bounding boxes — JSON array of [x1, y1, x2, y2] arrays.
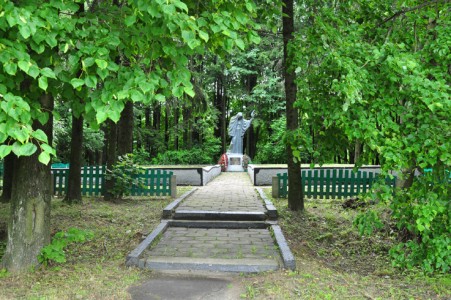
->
[[389, 176, 450, 274], [38, 228, 93, 267], [152, 137, 221, 165], [290, 0, 451, 273], [105, 154, 144, 199], [354, 210, 384, 236], [0, 0, 263, 162], [53, 107, 104, 163], [253, 116, 286, 163]]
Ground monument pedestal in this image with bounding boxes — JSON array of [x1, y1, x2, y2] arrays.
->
[[227, 154, 244, 172]]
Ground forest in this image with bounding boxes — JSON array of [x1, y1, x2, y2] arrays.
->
[[0, 0, 450, 296]]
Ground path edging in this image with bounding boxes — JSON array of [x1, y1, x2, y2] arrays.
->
[[163, 188, 198, 218]]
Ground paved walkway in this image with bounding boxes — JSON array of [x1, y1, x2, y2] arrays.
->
[[176, 173, 266, 212], [126, 172, 294, 279]]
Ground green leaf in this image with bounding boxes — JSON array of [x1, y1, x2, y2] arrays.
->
[[4, 62, 17, 75], [18, 60, 30, 73], [0, 145, 13, 158], [85, 76, 97, 88], [184, 86, 195, 98], [38, 151, 51, 165], [130, 90, 144, 102], [38, 76, 48, 91], [235, 39, 245, 50], [96, 110, 108, 124], [70, 78, 85, 89], [41, 143, 56, 155], [46, 33, 58, 48], [96, 68, 109, 80], [12, 142, 37, 157], [182, 30, 195, 43], [32, 129, 48, 143], [155, 94, 165, 102], [125, 15, 137, 27], [139, 81, 153, 94], [28, 65, 40, 79], [174, 0, 188, 12], [95, 59, 108, 70], [19, 24, 31, 39], [40, 67, 56, 79], [198, 30, 209, 42]]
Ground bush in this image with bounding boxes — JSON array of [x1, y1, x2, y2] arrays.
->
[[389, 176, 450, 274], [38, 228, 93, 266], [152, 138, 221, 165], [105, 154, 145, 199]]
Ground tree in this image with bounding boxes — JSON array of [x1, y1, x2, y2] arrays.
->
[[291, 0, 450, 273], [0, 0, 264, 272], [282, 0, 304, 211]]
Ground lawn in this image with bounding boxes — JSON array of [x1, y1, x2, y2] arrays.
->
[[0, 187, 450, 299]]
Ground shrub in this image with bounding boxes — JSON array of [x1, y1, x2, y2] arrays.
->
[[105, 154, 145, 199], [38, 228, 93, 266], [389, 176, 450, 274], [152, 138, 221, 165]]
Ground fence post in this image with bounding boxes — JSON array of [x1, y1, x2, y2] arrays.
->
[[170, 175, 177, 198], [272, 176, 279, 198]]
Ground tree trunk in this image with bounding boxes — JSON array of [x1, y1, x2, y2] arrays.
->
[[174, 107, 179, 151], [1, 94, 53, 272], [164, 104, 170, 149], [354, 140, 362, 165], [64, 114, 84, 204], [283, 0, 304, 211], [117, 101, 134, 156], [104, 120, 117, 201], [1, 153, 16, 203], [183, 108, 193, 149]]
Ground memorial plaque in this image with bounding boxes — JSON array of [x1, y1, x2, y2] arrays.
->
[[230, 157, 241, 165]]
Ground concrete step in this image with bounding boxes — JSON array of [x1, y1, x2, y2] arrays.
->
[[140, 257, 279, 273], [173, 210, 267, 221]]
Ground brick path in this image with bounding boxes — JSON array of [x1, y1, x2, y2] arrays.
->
[[176, 172, 265, 212], [128, 172, 294, 273]]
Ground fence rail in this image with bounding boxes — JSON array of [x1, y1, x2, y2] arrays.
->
[[52, 166, 175, 197], [273, 169, 396, 199]]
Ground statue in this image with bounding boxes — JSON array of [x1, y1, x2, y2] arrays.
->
[[227, 111, 255, 154]]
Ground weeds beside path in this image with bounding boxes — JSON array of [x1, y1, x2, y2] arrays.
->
[[240, 189, 451, 299], [0, 187, 449, 299], [0, 188, 191, 299]]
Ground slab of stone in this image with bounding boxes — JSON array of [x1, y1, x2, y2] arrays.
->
[[163, 188, 198, 218], [256, 187, 278, 219], [126, 221, 169, 266], [144, 257, 279, 273], [169, 220, 268, 229], [173, 210, 266, 221], [271, 224, 296, 270], [128, 275, 242, 300]]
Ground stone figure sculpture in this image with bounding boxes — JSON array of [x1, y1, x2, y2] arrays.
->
[[227, 111, 255, 154]]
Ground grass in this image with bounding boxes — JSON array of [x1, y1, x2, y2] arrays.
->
[[0, 186, 450, 299], [0, 187, 192, 299], [239, 189, 451, 299]]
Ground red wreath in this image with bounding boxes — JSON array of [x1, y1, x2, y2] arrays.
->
[[218, 153, 228, 172]]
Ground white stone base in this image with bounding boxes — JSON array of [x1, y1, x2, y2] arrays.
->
[[227, 154, 244, 172]]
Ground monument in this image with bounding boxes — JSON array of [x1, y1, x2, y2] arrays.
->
[[226, 111, 255, 171]]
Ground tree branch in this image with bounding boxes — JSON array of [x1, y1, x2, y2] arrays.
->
[[378, 0, 447, 26]]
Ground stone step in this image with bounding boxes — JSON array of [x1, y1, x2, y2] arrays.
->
[[173, 210, 267, 221], [127, 225, 292, 273], [140, 257, 279, 273]]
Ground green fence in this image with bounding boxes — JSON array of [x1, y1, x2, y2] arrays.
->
[[52, 166, 174, 197], [275, 169, 396, 199]]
